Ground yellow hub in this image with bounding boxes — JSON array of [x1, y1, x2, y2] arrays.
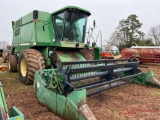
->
[[20, 59, 27, 77]]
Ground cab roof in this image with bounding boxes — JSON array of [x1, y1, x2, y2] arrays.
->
[[52, 6, 91, 16]]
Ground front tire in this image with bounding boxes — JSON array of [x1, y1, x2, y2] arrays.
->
[[18, 49, 45, 84]]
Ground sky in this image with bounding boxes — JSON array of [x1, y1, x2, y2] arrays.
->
[[0, 0, 160, 47]]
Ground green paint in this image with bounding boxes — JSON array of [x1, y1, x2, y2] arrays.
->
[[56, 51, 86, 62], [133, 70, 160, 87], [12, 6, 91, 52], [133, 71, 152, 85], [33, 70, 87, 120], [94, 47, 102, 60], [35, 47, 52, 68], [11, 6, 97, 69], [56, 94, 66, 116], [9, 107, 24, 120], [0, 82, 8, 113], [67, 90, 86, 109]]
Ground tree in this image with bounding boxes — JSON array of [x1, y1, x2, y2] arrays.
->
[[144, 38, 155, 46], [117, 14, 144, 46], [106, 14, 144, 51], [0, 40, 10, 51], [133, 38, 155, 46], [148, 25, 160, 45]]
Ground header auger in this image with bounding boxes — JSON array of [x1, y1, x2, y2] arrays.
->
[[9, 6, 158, 120]]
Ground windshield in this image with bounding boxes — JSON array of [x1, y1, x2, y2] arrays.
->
[[53, 10, 87, 43]]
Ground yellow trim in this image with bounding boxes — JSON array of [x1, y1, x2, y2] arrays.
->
[[132, 42, 138, 46], [20, 59, 27, 77], [16, 118, 21, 120], [114, 54, 122, 59]]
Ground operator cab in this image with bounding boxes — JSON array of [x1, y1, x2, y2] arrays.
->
[[52, 6, 91, 43]]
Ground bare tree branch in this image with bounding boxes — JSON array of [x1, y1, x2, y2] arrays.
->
[[0, 40, 10, 51], [148, 25, 160, 45]]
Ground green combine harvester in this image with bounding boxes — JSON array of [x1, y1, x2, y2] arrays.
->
[[9, 6, 159, 120]]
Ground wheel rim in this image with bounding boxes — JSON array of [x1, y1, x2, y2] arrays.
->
[[20, 59, 27, 77]]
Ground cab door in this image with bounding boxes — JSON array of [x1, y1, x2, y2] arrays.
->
[[53, 12, 65, 41]]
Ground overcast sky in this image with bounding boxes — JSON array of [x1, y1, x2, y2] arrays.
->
[[1, 0, 160, 46]]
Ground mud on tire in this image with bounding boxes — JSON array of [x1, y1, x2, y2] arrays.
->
[[8, 55, 17, 72], [18, 49, 45, 84]]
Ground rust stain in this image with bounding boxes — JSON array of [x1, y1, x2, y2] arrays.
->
[[78, 99, 86, 109], [80, 49, 94, 60]]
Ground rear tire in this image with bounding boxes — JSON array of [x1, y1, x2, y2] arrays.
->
[[18, 49, 45, 84], [8, 55, 17, 72]]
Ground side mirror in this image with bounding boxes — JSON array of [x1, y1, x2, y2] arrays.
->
[[93, 20, 96, 28]]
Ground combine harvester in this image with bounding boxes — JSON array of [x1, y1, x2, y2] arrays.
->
[[9, 6, 159, 119]]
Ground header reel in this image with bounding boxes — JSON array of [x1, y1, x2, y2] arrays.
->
[[40, 59, 142, 96]]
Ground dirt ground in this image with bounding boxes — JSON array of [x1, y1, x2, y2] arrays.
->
[[0, 62, 160, 120]]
